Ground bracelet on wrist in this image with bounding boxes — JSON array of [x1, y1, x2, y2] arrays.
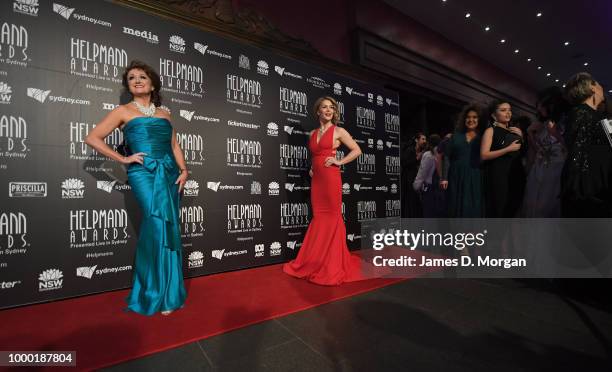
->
[[180, 168, 188, 173]]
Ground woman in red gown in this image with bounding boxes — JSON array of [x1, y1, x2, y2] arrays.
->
[[283, 96, 366, 285]]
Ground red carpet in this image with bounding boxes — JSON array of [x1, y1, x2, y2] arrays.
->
[[0, 263, 408, 371]]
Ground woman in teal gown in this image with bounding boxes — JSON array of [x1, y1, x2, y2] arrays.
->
[[441, 104, 485, 217], [85, 60, 188, 316]]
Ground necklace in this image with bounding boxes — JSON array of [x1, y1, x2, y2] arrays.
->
[[132, 101, 156, 117]]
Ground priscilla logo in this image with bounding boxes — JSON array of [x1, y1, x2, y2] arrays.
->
[[38, 269, 63, 291], [54, 3, 111, 27], [169, 35, 186, 53], [180, 205, 205, 238], [279, 87, 307, 117], [0, 22, 29, 67], [9, 182, 47, 197], [0, 212, 28, 253], [122, 26, 158, 44], [0, 82, 12, 104], [188, 251, 204, 268], [14, 0, 39, 17]]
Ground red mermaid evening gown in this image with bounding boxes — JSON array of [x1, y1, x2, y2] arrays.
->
[[283, 125, 367, 285]]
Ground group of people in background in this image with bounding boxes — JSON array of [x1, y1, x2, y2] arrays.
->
[[404, 72, 612, 219]]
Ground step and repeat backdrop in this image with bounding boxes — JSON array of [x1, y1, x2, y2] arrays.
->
[[0, 0, 400, 309]]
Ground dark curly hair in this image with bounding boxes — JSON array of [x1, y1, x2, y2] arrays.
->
[[121, 60, 162, 106], [456, 103, 484, 133]]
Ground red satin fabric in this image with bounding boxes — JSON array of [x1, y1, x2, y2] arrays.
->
[[283, 125, 366, 285]]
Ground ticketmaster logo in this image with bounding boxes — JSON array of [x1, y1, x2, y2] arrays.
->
[[26, 87, 51, 103], [76, 265, 97, 279]]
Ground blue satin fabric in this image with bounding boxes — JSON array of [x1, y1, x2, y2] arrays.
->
[[123, 117, 186, 315]]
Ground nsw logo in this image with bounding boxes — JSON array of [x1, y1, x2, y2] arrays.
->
[[270, 241, 282, 256], [38, 269, 63, 291], [268, 182, 279, 196], [169, 35, 186, 53], [14, 0, 40, 17], [0, 82, 12, 104], [183, 180, 199, 197], [188, 251, 204, 268]]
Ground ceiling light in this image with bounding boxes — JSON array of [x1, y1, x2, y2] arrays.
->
[[537, 66, 542, 70], [564, 41, 570, 46], [500, 39, 506, 43], [609, 90, 612, 93], [484, 26, 490, 31], [527, 58, 532, 62], [584, 62, 589, 66], [546, 73, 551, 76], [514, 49, 519, 53], [536, 12, 542, 17], [555, 79, 559, 82], [563, 84, 566, 88], [465, 13, 471, 18]]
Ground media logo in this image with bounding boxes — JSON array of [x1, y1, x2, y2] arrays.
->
[[61, 178, 84, 199], [9, 182, 46, 197], [226, 138, 262, 168], [103, 102, 119, 111], [38, 269, 63, 291], [122, 26, 158, 43], [0, 82, 12, 104], [188, 251, 204, 268], [257, 60, 269, 75], [69, 209, 129, 249], [279, 87, 307, 117], [54, 3, 112, 27], [226, 74, 262, 108], [255, 243, 264, 257], [0, 22, 29, 67], [1, 212, 28, 255], [160, 59, 204, 97], [386, 156, 400, 175], [76, 265, 97, 279], [14, 0, 39, 17], [356, 106, 376, 131], [385, 113, 400, 134], [250, 181, 261, 195], [227, 204, 263, 234], [281, 203, 309, 229], [280, 144, 309, 171], [0, 115, 28, 160], [239, 54, 250, 69], [169, 35, 186, 53], [183, 180, 199, 196], [357, 153, 376, 175], [176, 131, 204, 166], [267, 122, 279, 136], [270, 241, 282, 256], [357, 201, 377, 221], [268, 181, 279, 196], [180, 205, 205, 238], [376, 185, 389, 193]]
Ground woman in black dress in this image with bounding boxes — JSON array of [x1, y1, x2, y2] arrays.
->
[[561, 72, 611, 217], [480, 100, 523, 217]]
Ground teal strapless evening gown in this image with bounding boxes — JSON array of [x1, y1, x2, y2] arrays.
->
[[123, 117, 186, 315]]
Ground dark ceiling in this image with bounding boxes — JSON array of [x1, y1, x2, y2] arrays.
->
[[383, 0, 612, 96]]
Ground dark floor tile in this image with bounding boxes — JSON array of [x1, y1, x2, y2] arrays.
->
[[198, 319, 296, 366], [101, 342, 211, 372], [212, 339, 335, 372]]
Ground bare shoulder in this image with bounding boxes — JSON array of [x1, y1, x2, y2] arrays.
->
[[157, 106, 172, 120]]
